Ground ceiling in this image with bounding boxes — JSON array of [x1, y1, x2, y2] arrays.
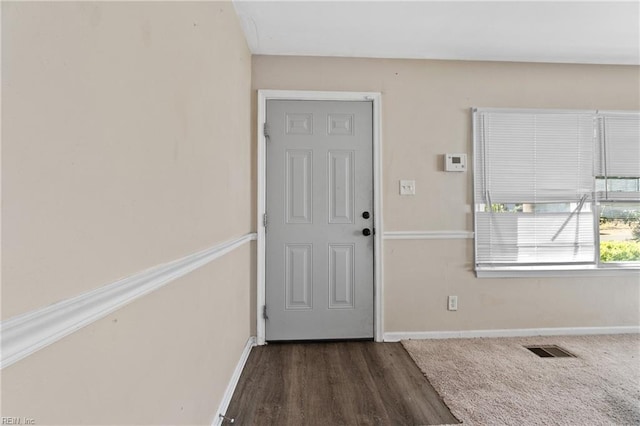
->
[[232, 1, 640, 65]]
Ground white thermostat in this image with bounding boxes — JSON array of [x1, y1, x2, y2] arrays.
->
[[445, 153, 467, 172]]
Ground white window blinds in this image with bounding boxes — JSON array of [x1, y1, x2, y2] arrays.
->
[[474, 109, 596, 266], [475, 111, 595, 204], [596, 112, 640, 200]]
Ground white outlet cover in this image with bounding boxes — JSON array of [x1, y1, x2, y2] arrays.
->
[[448, 295, 458, 311], [399, 180, 416, 195]]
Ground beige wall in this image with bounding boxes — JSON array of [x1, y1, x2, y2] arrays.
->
[[2, 1, 252, 318], [3, 4, 639, 423], [384, 239, 639, 332], [252, 55, 640, 332], [2, 1, 252, 424], [2, 246, 253, 425]]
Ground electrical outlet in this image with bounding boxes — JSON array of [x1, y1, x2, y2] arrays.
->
[[399, 180, 416, 195], [448, 295, 458, 311]]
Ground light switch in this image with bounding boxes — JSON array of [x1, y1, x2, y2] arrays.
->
[[399, 180, 415, 195]]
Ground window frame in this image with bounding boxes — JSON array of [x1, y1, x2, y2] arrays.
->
[[472, 107, 640, 277]]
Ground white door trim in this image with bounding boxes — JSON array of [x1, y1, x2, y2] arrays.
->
[[257, 90, 383, 344]]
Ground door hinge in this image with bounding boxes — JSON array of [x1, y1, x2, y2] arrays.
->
[[263, 213, 268, 231], [263, 123, 270, 141], [263, 305, 268, 320]]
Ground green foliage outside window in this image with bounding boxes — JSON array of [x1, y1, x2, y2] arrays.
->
[[599, 205, 640, 262], [600, 241, 640, 262]]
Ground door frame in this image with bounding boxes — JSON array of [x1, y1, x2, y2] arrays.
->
[[256, 90, 383, 344]]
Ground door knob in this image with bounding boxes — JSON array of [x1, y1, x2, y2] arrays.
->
[[362, 228, 372, 236], [362, 211, 370, 219]]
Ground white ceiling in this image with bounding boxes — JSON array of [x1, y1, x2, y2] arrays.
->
[[232, 1, 640, 65]]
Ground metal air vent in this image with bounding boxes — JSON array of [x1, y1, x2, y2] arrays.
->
[[525, 345, 576, 358]]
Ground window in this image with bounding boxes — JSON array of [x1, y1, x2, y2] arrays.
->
[[473, 108, 640, 273], [599, 202, 640, 263], [596, 113, 640, 264]]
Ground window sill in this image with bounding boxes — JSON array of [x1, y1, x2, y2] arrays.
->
[[476, 264, 640, 278]]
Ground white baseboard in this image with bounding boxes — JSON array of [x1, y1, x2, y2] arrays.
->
[[384, 326, 640, 342], [212, 336, 256, 426]]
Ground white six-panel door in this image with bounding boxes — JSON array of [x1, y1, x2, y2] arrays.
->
[[265, 100, 374, 340]]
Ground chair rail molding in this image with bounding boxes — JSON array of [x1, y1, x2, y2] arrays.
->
[[383, 230, 474, 240], [0, 233, 257, 369]]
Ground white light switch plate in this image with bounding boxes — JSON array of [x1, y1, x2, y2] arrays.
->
[[399, 180, 415, 195]]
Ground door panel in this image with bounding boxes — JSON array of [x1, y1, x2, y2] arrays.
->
[[266, 100, 373, 341], [328, 150, 355, 224], [328, 243, 355, 309], [285, 150, 313, 224], [285, 244, 313, 310]]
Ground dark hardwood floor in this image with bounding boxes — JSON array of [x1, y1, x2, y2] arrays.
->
[[223, 341, 460, 425]]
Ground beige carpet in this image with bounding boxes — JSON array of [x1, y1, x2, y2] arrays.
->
[[402, 334, 640, 425]]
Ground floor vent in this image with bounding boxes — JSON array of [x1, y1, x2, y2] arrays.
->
[[525, 345, 576, 358]]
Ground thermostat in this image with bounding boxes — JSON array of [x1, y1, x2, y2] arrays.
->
[[445, 153, 467, 172]]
